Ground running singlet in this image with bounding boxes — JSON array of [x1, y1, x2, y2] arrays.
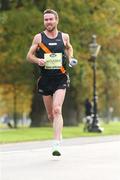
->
[[36, 31, 67, 76]]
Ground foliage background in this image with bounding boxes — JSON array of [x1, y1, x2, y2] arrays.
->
[[0, 0, 120, 127]]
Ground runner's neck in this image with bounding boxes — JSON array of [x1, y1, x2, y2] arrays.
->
[[44, 30, 58, 39]]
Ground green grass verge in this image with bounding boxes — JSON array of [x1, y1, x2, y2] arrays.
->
[[0, 121, 120, 144]]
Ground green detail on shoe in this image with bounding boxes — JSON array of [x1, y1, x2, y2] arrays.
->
[[52, 150, 61, 156]]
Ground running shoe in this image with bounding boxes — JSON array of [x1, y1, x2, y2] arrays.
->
[[52, 141, 61, 156]]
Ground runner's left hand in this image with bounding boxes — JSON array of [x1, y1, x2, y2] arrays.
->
[[69, 58, 78, 67]]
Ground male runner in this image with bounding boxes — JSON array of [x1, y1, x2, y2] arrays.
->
[[27, 9, 74, 156]]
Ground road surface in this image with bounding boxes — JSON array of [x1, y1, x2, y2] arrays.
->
[[0, 136, 120, 180]]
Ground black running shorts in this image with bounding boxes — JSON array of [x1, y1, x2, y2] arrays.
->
[[37, 73, 70, 96]]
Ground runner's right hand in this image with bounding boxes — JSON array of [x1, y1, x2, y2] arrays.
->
[[38, 58, 46, 66]]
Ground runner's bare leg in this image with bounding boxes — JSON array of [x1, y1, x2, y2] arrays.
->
[[43, 89, 66, 140], [43, 95, 53, 122], [52, 89, 66, 141]]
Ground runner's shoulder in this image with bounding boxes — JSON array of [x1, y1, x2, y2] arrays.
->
[[61, 32, 69, 38], [61, 32, 70, 42], [33, 33, 42, 44]]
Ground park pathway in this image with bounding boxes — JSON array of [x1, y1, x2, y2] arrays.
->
[[0, 135, 120, 180]]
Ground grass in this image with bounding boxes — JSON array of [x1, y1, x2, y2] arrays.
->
[[0, 121, 120, 144]]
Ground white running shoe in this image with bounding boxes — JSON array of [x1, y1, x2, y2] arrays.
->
[[52, 141, 61, 156]]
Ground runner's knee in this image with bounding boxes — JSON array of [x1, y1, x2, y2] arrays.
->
[[53, 105, 61, 116]]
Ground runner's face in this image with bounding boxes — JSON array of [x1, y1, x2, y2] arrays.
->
[[44, 13, 58, 32]]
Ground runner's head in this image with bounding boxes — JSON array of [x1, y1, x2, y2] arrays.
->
[[43, 9, 59, 32], [44, 9, 59, 20]]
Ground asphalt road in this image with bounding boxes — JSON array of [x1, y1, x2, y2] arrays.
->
[[0, 136, 120, 180]]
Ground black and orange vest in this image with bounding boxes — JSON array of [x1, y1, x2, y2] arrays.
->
[[36, 31, 67, 76]]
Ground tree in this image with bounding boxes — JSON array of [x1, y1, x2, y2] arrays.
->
[[32, 0, 48, 11], [0, 0, 120, 127]]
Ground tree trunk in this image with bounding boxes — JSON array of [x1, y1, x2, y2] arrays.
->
[[76, 104, 82, 124], [63, 89, 78, 126], [13, 84, 17, 128], [30, 87, 48, 127], [16, 0, 23, 8], [1, 0, 10, 10]]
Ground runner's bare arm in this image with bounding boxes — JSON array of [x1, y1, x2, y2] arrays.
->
[[26, 34, 45, 66], [62, 33, 73, 63]]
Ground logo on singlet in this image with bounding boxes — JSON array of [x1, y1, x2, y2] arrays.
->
[[56, 39, 61, 41], [38, 89, 44, 93], [48, 43, 57, 46]]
